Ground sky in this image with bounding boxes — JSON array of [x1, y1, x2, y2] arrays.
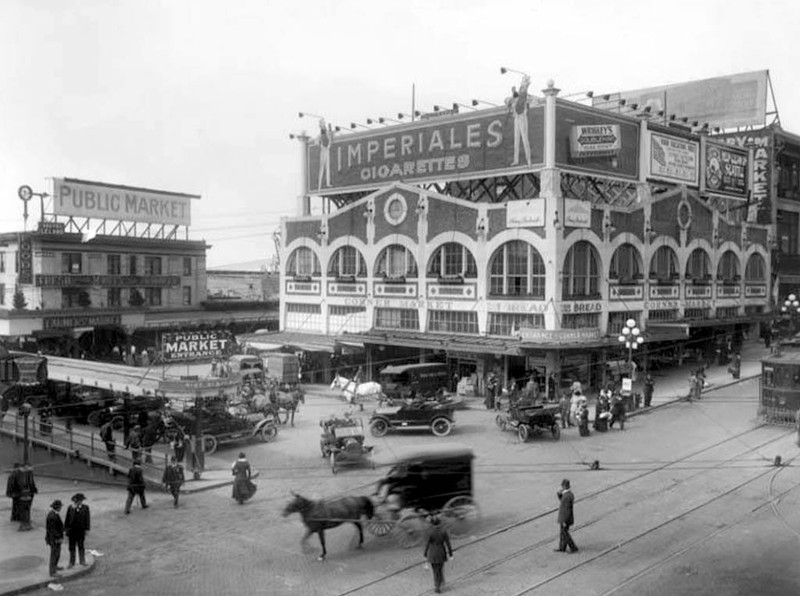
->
[[1, 0, 799, 267]]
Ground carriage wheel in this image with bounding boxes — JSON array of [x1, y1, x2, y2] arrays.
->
[[87, 410, 104, 428], [517, 424, 530, 443], [202, 435, 218, 455], [112, 415, 125, 431], [431, 417, 452, 437], [441, 495, 480, 537], [330, 451, 337, 474], [259, 423, 278, 442], [370, 418, 389, 437], [367, 509, 394, 537], [320, 440, 330, 458], [551, 424, 561, 440], [495, 414, 505, 429], [394, 512, 424, 548]]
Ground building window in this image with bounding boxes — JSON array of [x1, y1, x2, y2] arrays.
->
[[717, 306, 740, 318], [647, 309, 679, 322], [0, 252, 4, 273], [61, 288, 82, 308], [777, 210, 799, 255], [107, 254, 121, 275], [427, 310, 478, 334], [427, 243, 477, 279], [286, 303, 322, 314], [608, 313, 642, 335], [745, 254, 766, 281], [0, 283, 4, 305], [649, 246, 679, 280], [374, 308, 419, 330], [327, 246, 367, 278], [686, 248, 711, 280], [183, 257, 192, 276], [489, 241, 546, 297], [717, 251, 740, 281], [487, 313, 545, 336], [107, 288, 122, 307], [684, 308, 711, 319], [609, 244, 642, 281], [562, 241, 599, 298], [376, 245, 417, 279], [561, 313, 600, 329], [144, 256, 162, 276], [287, 247, 321, 277], [62, 253, 82, 274], [182, 286, 192, 306], [129, 255, 138, 275], [145, 287, 162, 306]]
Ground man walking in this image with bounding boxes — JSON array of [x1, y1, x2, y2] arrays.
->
[[125, 461, 148, 514], [162, 456, 185, 508], [555, 479, 578, 553], [16, 462, 37, 531], [65, 493, 90, 567], [643, 374, 655, 408], [45, 499, 65, 577], [558, 393, 571, 429], [99, 419, 116, 461], [5, 462, 22, 521], [423, 514, 453, 593]]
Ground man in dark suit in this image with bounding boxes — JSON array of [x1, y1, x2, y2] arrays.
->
[[45, 500, 65, 577], [423, 515, 453, 593], [65, 493, 91, 567], [556, 478, 578, 553], [125, 462, 148, 514]]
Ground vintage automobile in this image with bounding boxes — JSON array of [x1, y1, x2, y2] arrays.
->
[[496, 401, 561, 441], [378, 363, 449, 400], [319, 414, 374, 474], [369, 399, 455, 437]]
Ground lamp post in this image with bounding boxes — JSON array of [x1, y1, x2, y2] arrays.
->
[[19, 402, 32, 465], [618, 319, 644, 382], [779, 293, 800, 339]]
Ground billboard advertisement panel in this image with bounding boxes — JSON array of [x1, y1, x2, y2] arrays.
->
[[648, 132, 699, 186], [593, 70, 768, 130], [160, 330, 234, 362], [701, 139, 749, 198], [306, 106, 545, 195], [53, 178, 197, 226]]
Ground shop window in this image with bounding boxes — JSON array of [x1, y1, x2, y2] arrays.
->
[[745, 305, 765, 315], [684, 308, 710, 319], [107, 288, 122, 307], [427, 310, 478, 334], [0, 252, 5, 273], [182, 286, 192, 306], [129, 255, 138, 275], [145, 287, 162, 306], [285, 302, 323, 332], [561, 241, 599, 298], [107, 254, 121, 275], [62, 253, 82, 274], [717, 306, 739, 318], [61, 288, 82, 308], [183, 257, 192, 276], [144, 256, 162, 276], [561, 313, 600, 329], [647, 309, 678, 321], [287, 247, 321, 278], [489, 240, 546, 297], [327, 246, 367, 278], [376, 245, 417, 279], [717, 251, 740, 281], [609, 244, 642, 281], [649, 246, 679, 280], [427, 243, 477, 279], [374, 308, 419, 330], [608, 313, 641, 335], [487, 313, 544, 336], [745, 254, 766, 281], [0, 283, 4, 305]]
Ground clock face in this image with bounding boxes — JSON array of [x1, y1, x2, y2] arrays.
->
[[18, 185, 33, 202], [384, 193, 407, 225]]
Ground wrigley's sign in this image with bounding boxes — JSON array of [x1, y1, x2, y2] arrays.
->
[[160, 330, 233, 361]]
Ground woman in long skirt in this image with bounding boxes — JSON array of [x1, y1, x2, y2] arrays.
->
[[232, 453, 256, 504]]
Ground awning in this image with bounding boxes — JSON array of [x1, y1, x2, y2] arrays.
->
[[236, 331, 363, 353], [648, 315, 765, 333]]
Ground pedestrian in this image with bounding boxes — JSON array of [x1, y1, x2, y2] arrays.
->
[[578, 403, 590, 437], [45, 499, 65, 577], [162, 456, 185, 508], [5, 462, 22, 521], [729, 352, 741, 380], [609, 394, 626, 431], [232, 452, 256, 504], [558, 393, 570, 429], [99, 419, 116, 461], [125, 461, 148, 514], [171, 426, 187, 464], [65, 493, 90, 567], [643, 374, 655, 408], [125, 425, 143, 463], [16, 462, 37, 531], [555, 479, 578, 553], [423, 514, 453, 593], [569, 390, 584, 427]]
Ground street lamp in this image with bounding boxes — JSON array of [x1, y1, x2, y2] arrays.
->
[[19, 402, 32, 465], [780, 293, 800, 315], [618, 319, 644, 381]]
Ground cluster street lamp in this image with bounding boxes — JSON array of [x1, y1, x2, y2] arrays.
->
[[781, 294, 800, 316], [19, 402, 32, 465], [778, 293, 800, 340], [618, 318, 644, 381]]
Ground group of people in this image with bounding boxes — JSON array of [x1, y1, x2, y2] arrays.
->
[[45, 493, 90, 577], [5, 462, 37, 531]]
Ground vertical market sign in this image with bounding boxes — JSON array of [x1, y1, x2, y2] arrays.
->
[[719, 131, 772, 225], [648, 132, 699, 186], [160, 330, 234, 362]]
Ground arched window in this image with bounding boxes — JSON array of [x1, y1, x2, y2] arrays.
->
[[745, 253, 766, 281], [427, 243, 477, 279], [649, 246, 679, 280], [686, 248, 711, 279], [717, 250, 740, 281], [328, 246, 367, 278], [489, 241, 546, 297], [375, 245, 417, 278], [286, 247, 320, 277], [609, 244, 642, 281], [562, 241, 600, 298]]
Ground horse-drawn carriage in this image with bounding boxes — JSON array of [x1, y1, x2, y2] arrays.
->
[[319, 415, 374, 474], [369, 399, 455, 437], [496, 401, 561, 441]]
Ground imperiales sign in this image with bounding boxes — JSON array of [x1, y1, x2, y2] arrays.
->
[[160, 330, 233, 361]]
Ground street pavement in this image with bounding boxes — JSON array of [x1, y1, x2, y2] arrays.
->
[[0, 338, 780, 595]]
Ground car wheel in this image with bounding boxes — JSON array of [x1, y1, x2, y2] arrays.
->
[[202, 435, 218, 455], [517, 424, 530, 442], [370, 418, 389, 437], [431, 417, 452, 437], [441, 495, 480, 537], [87, 410, 104, 427], [259, 423, 278, 442]]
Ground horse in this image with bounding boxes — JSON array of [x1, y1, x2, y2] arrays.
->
[[330, 374, 383, 410], [282, 491, 374, 560], [266, 382, 305, 426]]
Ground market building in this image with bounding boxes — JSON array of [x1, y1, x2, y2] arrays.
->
[[278, 71, 778, 396]]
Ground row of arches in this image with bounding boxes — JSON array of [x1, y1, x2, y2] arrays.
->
[[287, 241, 768, 298]]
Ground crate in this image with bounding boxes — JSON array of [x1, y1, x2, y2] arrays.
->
[[266, 353, 300, 382]]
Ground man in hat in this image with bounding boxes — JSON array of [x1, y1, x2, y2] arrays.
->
[[125, 461, 148, 514], [125, 424, 143, 463], [5, 462, 22, 521], [162, 455, 185, 508], [16, 462, 37, 531], [45, 500, 65, 577], [555, 478, 578, 553], [65, 493, 91, 567], [423, 515, 453, 594]]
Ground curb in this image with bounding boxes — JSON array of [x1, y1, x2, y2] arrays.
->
[[0, 558, 96, 596]]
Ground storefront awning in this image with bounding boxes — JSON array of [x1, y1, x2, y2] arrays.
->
[[237, 331, 363, 353], [648, 315, 767, 333]]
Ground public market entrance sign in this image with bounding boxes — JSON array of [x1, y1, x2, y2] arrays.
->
[[160, 330, 233, 361]]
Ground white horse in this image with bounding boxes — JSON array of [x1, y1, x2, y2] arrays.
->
[[330, 374, 383, 407]]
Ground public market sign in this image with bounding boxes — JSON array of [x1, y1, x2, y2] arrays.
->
[[160, 330, 233, 361], [53, 178, 198, 226]]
